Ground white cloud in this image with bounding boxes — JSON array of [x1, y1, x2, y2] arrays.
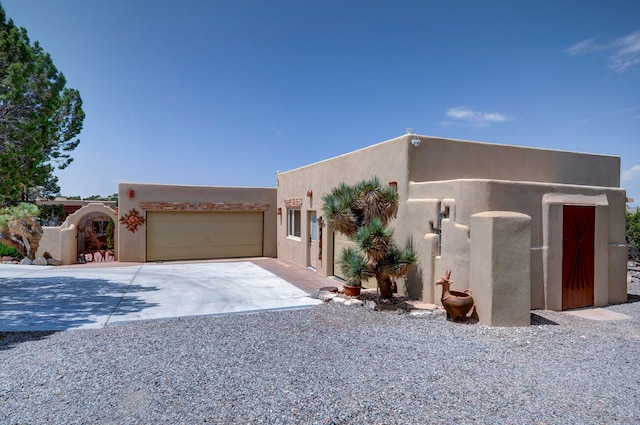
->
[[566, 38, 599, 55], [609, 30, 640, 72], [622, 164, 640, 182], [445, 107, 508, 126], [566, 30, 640, 73]]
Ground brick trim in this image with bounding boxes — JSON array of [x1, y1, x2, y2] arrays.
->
[[138, 202, 270, 212]]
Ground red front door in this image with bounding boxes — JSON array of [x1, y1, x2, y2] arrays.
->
[[562, 205, 595, 310]]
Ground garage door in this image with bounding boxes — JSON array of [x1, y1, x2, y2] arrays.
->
[[147, 211, 263, 261]]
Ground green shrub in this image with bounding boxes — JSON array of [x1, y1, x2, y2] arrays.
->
[[627, 211, 640, 261], [0, 203, 40, 229], [0, 243, 24, 259]]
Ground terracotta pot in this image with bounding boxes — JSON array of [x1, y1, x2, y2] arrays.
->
[[343, 285, 362, 297]]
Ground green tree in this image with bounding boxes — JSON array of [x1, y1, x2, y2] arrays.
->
[[0, 4, 84, 205], [627, 211, 640, 261], [322, 177, 418, 299]]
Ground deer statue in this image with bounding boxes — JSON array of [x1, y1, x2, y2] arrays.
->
[[435, 270, 474, 322]]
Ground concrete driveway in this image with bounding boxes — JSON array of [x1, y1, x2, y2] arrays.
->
[[0, 261, 323, 331]]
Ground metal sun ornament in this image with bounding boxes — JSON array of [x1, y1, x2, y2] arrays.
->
[[119, 208, 146, 233]]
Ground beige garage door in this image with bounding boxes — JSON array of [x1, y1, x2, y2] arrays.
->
[[147, 211, 263, 261]]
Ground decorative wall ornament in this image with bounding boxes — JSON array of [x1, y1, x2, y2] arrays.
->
[[284, 198, 303, 208], [119, 208, 146, 233]]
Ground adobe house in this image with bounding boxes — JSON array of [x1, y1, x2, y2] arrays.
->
[[108, 133, 627, 325], [275, 134, 628, 325]]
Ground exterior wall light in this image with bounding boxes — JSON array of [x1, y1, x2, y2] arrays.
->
[[306, 189, 313, 197], [277, 207, 282, 215], [411, 138, 421, 147]]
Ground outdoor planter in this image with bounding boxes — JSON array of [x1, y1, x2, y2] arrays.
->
[[343, 284, 362, 297]]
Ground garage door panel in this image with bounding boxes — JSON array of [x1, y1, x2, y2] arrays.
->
[[147, 211, 263, 261]]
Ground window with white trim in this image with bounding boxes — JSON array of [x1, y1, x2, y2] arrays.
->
[[287, 209, 301, 238]]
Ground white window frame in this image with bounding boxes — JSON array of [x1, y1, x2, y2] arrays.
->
[[287, 209, 301, 239]]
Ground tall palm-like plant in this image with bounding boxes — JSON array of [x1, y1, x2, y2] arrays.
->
[[322, 177, 417, 299]]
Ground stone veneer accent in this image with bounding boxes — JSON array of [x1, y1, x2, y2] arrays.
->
[[138, 202, 271, 212]]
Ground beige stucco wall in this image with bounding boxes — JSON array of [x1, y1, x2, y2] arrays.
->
[[276, 133, 626, 313], [470, 211, 532, 326], [407, 135, 620, 187], [117, 183, 277, 262], [407, 179, 627, 309]]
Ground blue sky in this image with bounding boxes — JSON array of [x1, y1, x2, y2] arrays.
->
[[3, 1, 639, 204]]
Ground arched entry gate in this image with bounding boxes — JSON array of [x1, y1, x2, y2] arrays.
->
[[53, 203, 117, 264], [77, 212, 115, 263]]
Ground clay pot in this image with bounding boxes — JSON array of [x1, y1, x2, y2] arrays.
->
[[343, 285, 362, 297], [442, 290, 474, 322]]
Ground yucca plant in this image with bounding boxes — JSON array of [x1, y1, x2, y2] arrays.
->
[[323, 177, 417, 299], [337, 247, 373, 287]]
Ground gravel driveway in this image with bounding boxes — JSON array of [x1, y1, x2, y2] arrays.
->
[[1, 280, 639, 424]]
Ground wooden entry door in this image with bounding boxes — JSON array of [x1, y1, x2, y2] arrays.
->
[[562, 205, 595, 310], [308, 211, 318, 269]]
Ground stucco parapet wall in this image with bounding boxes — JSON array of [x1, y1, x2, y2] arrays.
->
[[408, 178, 625, 193], [138, 202, 271, 212]]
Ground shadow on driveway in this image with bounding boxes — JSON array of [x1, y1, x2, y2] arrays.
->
[[0, 275, 159, 332]]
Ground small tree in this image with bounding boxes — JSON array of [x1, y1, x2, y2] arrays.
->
[[322, 177, 417, 299]]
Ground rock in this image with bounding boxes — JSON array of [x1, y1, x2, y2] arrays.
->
[[1, 216, 43, 259], [331, 297, 346, 305], [46, 258, 61, 266], [363, 300, 377, 310], [318, 292, 338, 302], [431, 309, 447, 319], [19, 258, 33, 265], [319, 286, 339, 293], [409, 310, 432, 317], [32, 257, 48, 266], [406, 301, 439, 311], [344, 299, 363, 307]]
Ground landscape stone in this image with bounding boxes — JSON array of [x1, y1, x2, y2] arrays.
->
[[19, 258, 32, 265], [409, 310, 432, 317], [319, 286, 339, 293], [344, 299, 363, 307], [32, 257, 48, 266], [363, 300, 377, 310], [406, 301, 439, 311], [318, 292, 338, 302]]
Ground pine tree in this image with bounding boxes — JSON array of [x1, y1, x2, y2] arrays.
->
[[0, 4, 84, 205]]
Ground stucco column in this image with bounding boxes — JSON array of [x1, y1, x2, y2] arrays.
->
[[470, 211, 531, 326]]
